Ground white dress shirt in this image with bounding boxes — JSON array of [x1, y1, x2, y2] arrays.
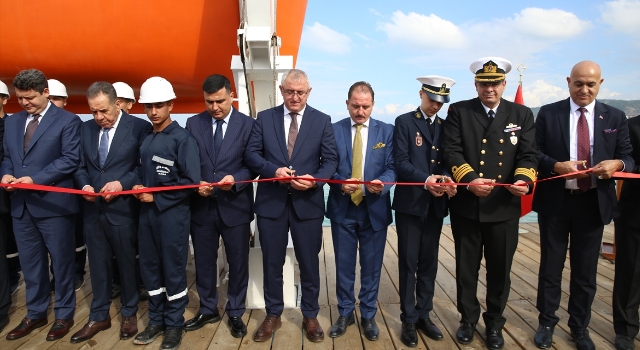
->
[[566, 98, 596, 190], [419, 108, 436, 126], [24, 102, 51, 133], [283, 105, 306, 140], [351, 118, 370, 194], [481, 102, 500, 117], [212, 109, 232, 138], [98, 110, 123, 152]]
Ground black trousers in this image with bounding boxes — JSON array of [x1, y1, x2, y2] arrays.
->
[[450, 212, 519, 330], [396, 205, 443, 324], [537, 189, 603, 331], [613, 223, 640, 338]]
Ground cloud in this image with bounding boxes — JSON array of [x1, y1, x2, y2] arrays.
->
[[601, 0, 640, 34], [509, 8, 590, 39], [598, 87, 622, 99], [369, 8, 383, 18], [378, 11, 466, 50], [301, 22, 351, 54], [519, 80, 569, 107], [376, 103, 416, 115]]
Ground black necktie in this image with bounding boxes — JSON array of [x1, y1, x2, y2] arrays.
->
[[487, 109, 495, 125], [24, 114, 41, 154], [427, 117, 435, 138], [213, 119, 224, 161]]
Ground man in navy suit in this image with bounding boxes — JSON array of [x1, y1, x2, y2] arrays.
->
[[326, 82, 395, 341], [393, 76, 457, 347], [184, 74, 254, 337], [533, 61, 635, 350], [1, 69, 81, 341], [70, 82, 152, 343], [245, 69, 337, 343]]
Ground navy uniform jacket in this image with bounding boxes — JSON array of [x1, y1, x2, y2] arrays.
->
[[138, 121, 200, 212], [186, 108, 255, 227], [245, 104, 337, 220], [0, 103, 81, 217], [392, 109, 448, 219], [533, 99, 634, 224], [617, 115, 640, 228], [443, 98, 537, 222], [326, 117, 395, 231], [74, 112, 152, 225]]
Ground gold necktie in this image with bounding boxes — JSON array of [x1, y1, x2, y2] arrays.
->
[[351, 124, 363, 205]]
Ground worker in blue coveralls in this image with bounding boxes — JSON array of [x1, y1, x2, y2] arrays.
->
[[130, 76, 200, 350]]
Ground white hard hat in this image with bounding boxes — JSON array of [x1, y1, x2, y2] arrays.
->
[[48, 79, 68, 97], [470, 57, 512, 83], [138, 77, 176, 103], [112, 82, 135, 100], [417, 75, 456, 103], [0, 80, 9, 97]]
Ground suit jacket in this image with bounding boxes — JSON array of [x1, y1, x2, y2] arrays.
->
[[443, 97, 537, 222], [245, 104, 338, 220], [0, 117, 10, 216], [326, 117, 395, 231], [186, 108, 255, 227], [392, 109, 448, 219], [74, 112, 152, 225], [616, 115, 640, 229], [533, 99, 634, 224], [0, 103, 81, 218]]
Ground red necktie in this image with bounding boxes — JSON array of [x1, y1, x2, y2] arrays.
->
[[24, 114, 41, 154], [577, 107, 591, 192]]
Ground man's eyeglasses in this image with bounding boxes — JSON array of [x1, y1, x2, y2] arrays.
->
[[282, 89, 309, 97]]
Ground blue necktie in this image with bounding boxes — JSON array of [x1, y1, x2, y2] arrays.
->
[[213, 119, 224, 161], [488, 109, 495, 125], [99, 128, 110, 167]]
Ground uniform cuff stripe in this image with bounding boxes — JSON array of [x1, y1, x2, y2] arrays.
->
[[148, 287, 166, 296], [167, 288, 188, 301]]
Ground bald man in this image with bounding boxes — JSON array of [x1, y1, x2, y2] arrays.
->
[[532, 61, 635, 350]]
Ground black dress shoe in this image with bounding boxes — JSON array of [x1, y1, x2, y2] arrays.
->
[[160, 327, 184, 350], [400, 322, 418, 347], [571, 329, 595, 350], [456, 322, 476, 344], [615, 334, 635, 350], [133, 324, 165, 345], [228, 316, 247, 338], [361, 317, 379, 341], [534, 324, 554, 349], [184, 312, 221, 331], [329, 313, 354, 338], [417, 318, 443, 340], [486, 329, 504, 350]]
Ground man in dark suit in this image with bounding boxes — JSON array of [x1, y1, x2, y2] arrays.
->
[[245, 68, 337, 343], [70, 82, 152, 343], [184, 74, 254, 337], [1, 69, 82, 341], [533, 61, 635, 350], [443, 57, 537, 350], [393, 75, 457, 347], [613, 115, 640, 350], [326, 82, 395, 342]]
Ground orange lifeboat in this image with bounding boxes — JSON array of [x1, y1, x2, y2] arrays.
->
[[0, 0, 307, 114]]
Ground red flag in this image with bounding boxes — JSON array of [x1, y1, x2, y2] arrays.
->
[[514, 83, 534, 217]]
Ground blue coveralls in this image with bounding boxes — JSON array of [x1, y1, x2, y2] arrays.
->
[[137, 121, 200, 329]]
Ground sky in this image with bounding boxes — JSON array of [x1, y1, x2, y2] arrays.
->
[[293, 0, 640, 125]]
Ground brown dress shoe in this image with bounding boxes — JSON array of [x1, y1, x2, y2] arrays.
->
[[253, 315, 281, 342], [6, 317, 48, 340], [120, 316, 138, 340], [70, 319, 111, 343], [303, 317, 324, 342], [46, 319, 74, 341]]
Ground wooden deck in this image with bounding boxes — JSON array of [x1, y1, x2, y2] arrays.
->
[[1, 223, 639, 350]]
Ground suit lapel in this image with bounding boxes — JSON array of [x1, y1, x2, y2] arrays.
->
[[433, 115, 442, 145], [218, 110, 241, 164], [103, 113, 131, 168], [558, 98, 571, 153], [364, 119, 378, 180], [410, 108, 432, 145], [290, 107, 313, 161], [17, 113, 28, 159], [273, 105, 288, 161], [25, 106, 56, 156], [472, 99, 490, 131], [198, 113, 215, 166], [88, 121, 100, 167], [343, 119, 353, 170], [593, 101, 607, 161]]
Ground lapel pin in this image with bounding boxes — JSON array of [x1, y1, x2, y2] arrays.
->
[[599, 115, 603, 119]]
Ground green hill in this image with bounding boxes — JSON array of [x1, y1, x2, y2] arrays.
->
[[530, 99, 640, 118]]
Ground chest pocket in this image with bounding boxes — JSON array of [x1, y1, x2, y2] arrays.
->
[[152, 154, 178, 185]]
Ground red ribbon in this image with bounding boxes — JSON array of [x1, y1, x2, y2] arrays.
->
[[0, 170, 636, 197]]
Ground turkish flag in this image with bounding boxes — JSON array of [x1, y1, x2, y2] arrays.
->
[[514, 84, 534, 217]]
